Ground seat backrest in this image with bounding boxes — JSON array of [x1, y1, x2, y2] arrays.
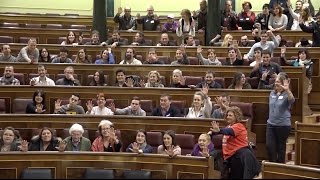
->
[[82, 38, 91, 44], [46, 24, 62, 29], [214, 77, 225, 88], [135, 54, 142, 61], [175, 134, 195, 155], [122, 170, 151, 179], [229, 101, 253, 129], [270, 57, 280, 65], [20, 168, 52, 179], [139, 100, 153, 116], [25, 24, 41, 28], [211, 134, 223, 150], [12, 98, 32, 114], [146, 131, 162, 153], [170, 100, 186, 115], [0, 36, 14, 43], [187, 56, 199, 65], [14, 73, 25, 85], [84, 168, 114, 179], [184, 76, 202, 86], [0, 99, 6, 113], [246, 77, 259, 89], [58, 37, 67, 44], [157, 56, 171, 64], [87, 75, 109, 86], [144, 39, 153, 46]]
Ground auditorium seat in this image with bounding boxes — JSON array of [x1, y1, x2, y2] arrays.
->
[[82, 38, 92, 44], [46, 24, 62, 29], [20, 168, 52, 179], [0, 36, 13, 43], [58, 37, 67, 44], [139, 100, 153, 116], [229, 102, 253, 129], [0, 98, 6, 113], [194, 39, 200, 46], [144, 39, 153, 46], [271, 57, 280, 65], [175, 134, 195, 155], [188, 56, 199, 65], [211, 134, 223, 150], [84, 168, 114, 179], [1, 22, 19, 27], [60, 128, 89, 140], [25, 24, 41, 28], [214, 77, 225, 88], [14, 73, 26, 85], [286, 40, 294, 47], [246, 77, 259, 89], [135, 55, 143, 61], [122, 170, 151, 179], [146, 131, 162, 153], [170, 100, 186, 115], [19, 37, 38, 44], [70, 24, 87, 29], [184, 76, 202, 86], [157, 56, 171, 64], [12, 98, 32, 114], [87, 74, 109, 86]]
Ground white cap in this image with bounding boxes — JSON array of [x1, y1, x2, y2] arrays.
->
[[167, 14, 174, 19]]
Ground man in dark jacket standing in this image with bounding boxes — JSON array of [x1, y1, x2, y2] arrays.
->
[[299, 14, 320, 47]]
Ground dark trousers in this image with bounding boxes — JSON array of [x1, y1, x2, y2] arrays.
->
[[266, 123, 291, 163]]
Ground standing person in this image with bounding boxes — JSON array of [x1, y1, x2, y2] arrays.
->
[[176, 9, 195, 38], [114, 6, 137, 31], [237, 1, 255, 30], [268, 4, 288, 31], [192, 0, 207, 33], [266, 72, 295, 163], [269, 0, 292, 30], [255, 4, 270, 30], [136, 5, 160, 31], [299, 13, 320, 47]]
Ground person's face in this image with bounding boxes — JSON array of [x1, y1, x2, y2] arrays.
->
[[172, 72, 181, 83], [227, 36, 233, 44], [263, 7, 269, 14], [239, 74, 246, 85], [198, 134, 209, 150], [275, 76, 283, 90], [69, 95, 80, 107], [148, 73, 158, 83], [124, 8, 131, 16], [4, 67, 13, 78], [226, 111, 236, 124], [299, 52, 307, 60], [97, 96, 106, 107], [175, 50, 183, 60], [28, 41, 36, 51], [254, 50, 262, 59], [220, 97, 229, 106], [100, 124, 111, 137], [240, 36, 248, 45], [225, 1, 232, 11], [316, 16, 320, 23], [208, 52, 216, 60], [136, 132, 146, 144], [163, 134, 173, 147], [60, 51, 68, 59], [181, 12, 187, 19], [262, 54, 271, 66], [116, 72, 125, 82], [2, 45, 11, 55], [64, 68, 74, 79], [94, 72, 100, 83], [125, 49, 134, 60], [160, 96, 171, 109], [243, 3, 250, 11], [186, 37, 194, 45], [161, 34, 169, 44], [228, 49, 236, 59], [148, 51, 157, 61], [78, 49, 85, 59], [205, 73, 214, 84], [112, 33, 119, 41], [35, 94, 43, 104], [274, 7, 280, 15], [147, 8, 154, 16], [296, 2, 302, 10], [167, 18, 173, 23], [2, 129, 14, 145], [68, 32, 75, 42], [193, 94, 203, 108], [41, 49, 48, 58], [101, 50, 109, 60], [71, 130, 82, 142], [260, 33, 268, 43], [92, 34, 99, 42], [41, 129, 52, 143], [134, 33, 142, 42], [200, 1, 207, 11], [130, 99, 140, 111], [37, 67, 47, 77]]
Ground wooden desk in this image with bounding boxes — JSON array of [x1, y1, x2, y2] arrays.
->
[[223, 30, 312, 44], [262, 161, 320, 179], [0, 152, 218, 179], [294, 122, 320, 168]]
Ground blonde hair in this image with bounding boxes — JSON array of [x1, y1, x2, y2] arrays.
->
[[172, 69, 182, 76], [148, 70, 161, 83], [221, 34, 233, 47]]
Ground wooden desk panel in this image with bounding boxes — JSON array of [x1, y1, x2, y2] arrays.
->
[[0, 152, 218, 179]]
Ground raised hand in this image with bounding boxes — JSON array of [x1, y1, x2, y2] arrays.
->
[[30, 78, 36, 86], [281, 47, 286, 54], [165, 145, 175, 157], [210, 121, 220, 133], [154, 14, 159, 20], [109, 127, 118, 142], [197, 45, 203, 53], [125, 77, 135, 87], [129, 142, 140, 153], [192, 10, 197, 17], [35, 104, 45, 113], [108, 102, 116, 112], [280, 79, 290, 91], [179, 76, 186, 86], [139, 79, 145, 87], [86, 100, 93, 113], [118, 7, 123, 14], [19, 140, 29, 152], [107, 47, 112, 53], [199, 147, 209, 157], [57, 140, 67, 152], [54, 99, 62, 111], [261, 70, 270, 81], [201, 84, 209, 96]]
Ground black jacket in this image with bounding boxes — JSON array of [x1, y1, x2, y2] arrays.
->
[[152, 106, 182, 117], [28, 137, 59, 151], [300, 22, 320, 47]]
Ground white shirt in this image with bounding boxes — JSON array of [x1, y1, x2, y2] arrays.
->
[[31, 76, 55, 86], [88, 106, 114, 115], [119, 58, 142, 65]]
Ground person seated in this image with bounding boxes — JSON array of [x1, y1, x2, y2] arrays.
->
[[91, 120, 122, 152], [156, 33, 176, 46], [61, 31, 78, 45], [51, 47, 73, 63], [58, 123, 91, 152], [0, 44, 16, 62], [53, 94, 85, 114], [152, 94, 182, 117], [226, 46, 244, 66], [239, 35, 251, 47], [136, 5, 160, 31], [102, 30, 128, 48], [162, 14, 178, 33], [141, 71, 164, 88], [221, 34, 233, 47], [16, 38, 39, 63], [95, 48, 115, 64], [171, 48, 190, 65], [74, 48, 91, 64], [131, 32, 148, 46], [143, 48, 164, 64], [255, 4, 270, 30], [157, 130, 181, 157], [85, 30, 101, 45], [38, 48, 51, 63], [28, 127, 60, 151], [26, 90, 46, 114], [56, 66, 81, 86], [88, 70, 108, 86], [197, 46, 222, 66], [268, 5, 288, 32], [86, 93, 113, 115], [110, 96, 146, 116], [0, 127, 27, 152], [114, 69, 140, 87], [221, 0, 239, 31], [126, 129, 153, 153], [192, 70, 222, 89], [228, 72, 252, 89], [249, 47, 263, 67], [250, 50, 283, 88], [211, 94, 231, 119], [209, 107, 260, 179], [30, 65, 55, 86], [189, 133, 214, 157], [169, 69, 188, 88], [176, 9, 196, 38], [119, 48, 142, 65], [186, 86, 212, 118], [237, 1, 255, 30], [295, 37, 312, 47], [0, 65, 20, 85], [114, 6, 137, 31], [184, 35, 196, 46]]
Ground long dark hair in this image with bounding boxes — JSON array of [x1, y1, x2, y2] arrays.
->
[[89, 70, 107, 86], [162, 130, 177, 150], [39, 48, 51, 63], [32, 90, 46, 109], [231, 72, 244, 87]]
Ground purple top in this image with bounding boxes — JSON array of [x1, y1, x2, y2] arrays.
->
[[162, 21, 178, 32], [191, 142, 214, 156]]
